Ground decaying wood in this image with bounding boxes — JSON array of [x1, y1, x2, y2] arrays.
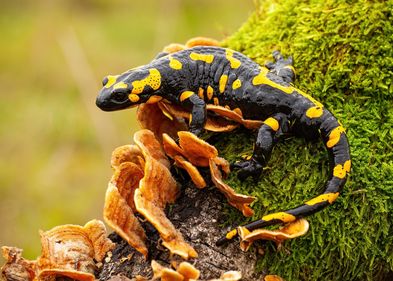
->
[[98, 175, 260, 281]]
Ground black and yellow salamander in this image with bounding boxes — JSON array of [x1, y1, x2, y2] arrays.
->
[[96, 45, 351, 246]]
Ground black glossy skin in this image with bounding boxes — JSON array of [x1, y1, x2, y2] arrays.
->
[[96, 46, 351, 245]]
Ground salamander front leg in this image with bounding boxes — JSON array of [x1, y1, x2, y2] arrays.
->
[[179, 91, 207, 136], [232, 114, 289, 180], [265, 51, 296, 84]]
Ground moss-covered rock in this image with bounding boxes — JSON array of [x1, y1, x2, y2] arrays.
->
[[217, 0, 393, 280]]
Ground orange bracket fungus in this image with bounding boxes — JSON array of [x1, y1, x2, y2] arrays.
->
[[137, 103, 188, 142], [152, 260, 195, 281], [133, 131, 197, 259], [1, 247, 36, 281], [162, 131, 255, 217], [264, 275, 285, 281], [37, 219, 115, 281], [137, 100, 263, 140], [104, 162, 148, 258], [156, 102, 263, 133], [104, 129, 197, 259], [160, 36, 220, 55], [151, 260, 245, 281], [136, 94, 258, 217], [237, 218, 310, 252], [215, 271, 243, 281], [1, 220, 114, 281], [157, 102, 240, 133]]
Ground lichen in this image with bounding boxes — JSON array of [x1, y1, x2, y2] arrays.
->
[[215, 0, 393, 280]]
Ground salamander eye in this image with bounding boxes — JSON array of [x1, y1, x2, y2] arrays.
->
[[112, 91, 128, 102]]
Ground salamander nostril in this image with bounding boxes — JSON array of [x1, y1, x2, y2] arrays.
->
[[102, 76, 109, 86]]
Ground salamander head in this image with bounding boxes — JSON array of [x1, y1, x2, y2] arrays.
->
[[96, 67, 162, 111]]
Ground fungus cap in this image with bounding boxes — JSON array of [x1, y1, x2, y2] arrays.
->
[[37, 220, 114, 281], [238, 218, 310, 251]]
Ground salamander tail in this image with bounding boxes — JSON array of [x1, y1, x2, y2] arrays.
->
[[216, 109, 351, 246]]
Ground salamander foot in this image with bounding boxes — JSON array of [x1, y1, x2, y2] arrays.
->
[[231, 158, 263, 180], [265, 51, 295, 83]]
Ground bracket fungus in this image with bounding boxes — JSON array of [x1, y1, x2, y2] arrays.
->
[[136, 94, 260, 218], [161, 36, 220, 59], [137, 103, 188, 142], [37, 219, 115, 281], [151, 260, 244, 281], [1, 247, 36, 281], [162, 131, 255, 217], [158, 102, 264, 132], [137, 99, 264, 141], [237, 219, 310, 252], [263, 275, 284, 281], [104, 164, 148, 257], [1, 220, 114, 281], [104, 129, 197, 259]]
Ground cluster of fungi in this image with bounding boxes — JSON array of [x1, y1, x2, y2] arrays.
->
[[1, 39, 310, 281]]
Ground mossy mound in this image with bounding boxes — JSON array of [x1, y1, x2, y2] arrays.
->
[[217, 0, 393, 280]]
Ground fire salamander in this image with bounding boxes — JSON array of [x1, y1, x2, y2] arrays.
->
[[96, 45, 351, 246]]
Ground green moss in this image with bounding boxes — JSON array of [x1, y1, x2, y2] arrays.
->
[[216, 0, 393, 280]]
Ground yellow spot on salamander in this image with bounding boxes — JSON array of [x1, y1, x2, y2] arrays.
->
[[333, 165, 346, 179], [225, 49, 241, 69], [327, 126, 346, 148], [252, 67, 324, 113], [225, 229, 238, 240], [207, 86, 214, 100], [180, 91, 195, 102], [213, 97, 219, 105], [232, 79, 242, 90], [264, 117, 279, 131], [296, 89, 324, 109], [104, 75, 118, 88], [219, 75, 228, 93], [131, 68, 161, 94], [241, 154, 252, 160], [262, 212, 296, 223], [128, 94, 140, 103], [344, 159, 351, 172], [305, 192, 340, 206], [333, 160, 351, 179], [198, 87, 204, 99], [168, 55, 182, 70], [190, 52, 214, 63], [146, 95, 163, 104], [113, 81, 128, 90], [252, 67, 293, 94], [306, 106, 324, 118]]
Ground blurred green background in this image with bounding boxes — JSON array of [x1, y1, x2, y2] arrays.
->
[[0, 0, 253, 260]]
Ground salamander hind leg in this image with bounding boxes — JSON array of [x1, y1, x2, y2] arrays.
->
[[232, 113, 290, 180], [265, 51, 296, 84]]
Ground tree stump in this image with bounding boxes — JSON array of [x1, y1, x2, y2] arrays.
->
[[98, 174, 260, 281]]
